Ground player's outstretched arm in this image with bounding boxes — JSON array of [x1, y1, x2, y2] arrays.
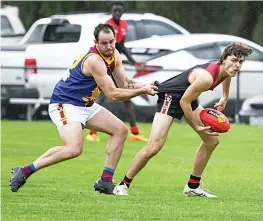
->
[[221, 76, 231, 100], [116, 40, 136, 65], [83, 55, 158, 102], [214, 76, 231, 111], [112, 50, 155, 89], [180, 69, 216, 134]]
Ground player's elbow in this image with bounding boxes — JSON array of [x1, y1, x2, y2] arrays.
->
[[109, 95, 118, 102], [106, 91, 118, 102], [179, 98, 187, 107], [102, 86, 118, 101]]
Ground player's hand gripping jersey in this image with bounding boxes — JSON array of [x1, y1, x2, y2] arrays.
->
[[50, 46, 117, 107], [157, 62, 227, 120]]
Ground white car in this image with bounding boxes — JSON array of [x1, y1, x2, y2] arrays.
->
[[2, 11, 190, 98], [0, 5, 25, 45], [122, 34, 263, 121], [1, 11, 189, 119], [21, 11, 190, 45], [239, 94, 263, 124]]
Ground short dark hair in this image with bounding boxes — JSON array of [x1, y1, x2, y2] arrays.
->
[[219, 42, 253, 64], [93, 23, 115, 41]]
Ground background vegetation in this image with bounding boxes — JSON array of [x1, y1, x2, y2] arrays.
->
[[2, 1, 263, 45]]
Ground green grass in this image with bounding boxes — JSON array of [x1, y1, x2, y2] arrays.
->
[[1, 120, 263, 221]]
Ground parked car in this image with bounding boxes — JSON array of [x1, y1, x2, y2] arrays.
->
[[0, 5, 25, 45], [0, 5, 30, 118], [1, 12, 189, 91], [0, 11, 189, 119], [22, 12, 189, 98], [121, 33, 263, 121], [239, 94, 263, 125]]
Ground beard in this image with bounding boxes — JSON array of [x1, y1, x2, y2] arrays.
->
[[101, 50, 114, 57]]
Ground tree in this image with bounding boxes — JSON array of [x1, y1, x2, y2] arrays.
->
[[236, 1, 263, 40]]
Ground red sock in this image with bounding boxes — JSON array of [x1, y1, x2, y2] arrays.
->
[[90, 129, 97, 135], [131, 126, 139, 135], [21, 164, 36, 178], [188, 174, 201, 189], [101, 168, 114, 182], [120, 175, 133, 188]]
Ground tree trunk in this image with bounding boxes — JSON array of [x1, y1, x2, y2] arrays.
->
[[74, 1, 88, 11], [236, 1, 263, 40]]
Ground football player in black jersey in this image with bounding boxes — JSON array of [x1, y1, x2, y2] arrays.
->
[[114, 42, 252, 197]]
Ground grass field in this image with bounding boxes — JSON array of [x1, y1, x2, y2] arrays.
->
[[1, 120, 263, 221]]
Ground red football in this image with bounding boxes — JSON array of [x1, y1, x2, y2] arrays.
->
[[199, 108, 230, 133]]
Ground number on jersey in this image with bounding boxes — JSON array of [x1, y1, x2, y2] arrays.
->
[[62, 69, 70, 82]]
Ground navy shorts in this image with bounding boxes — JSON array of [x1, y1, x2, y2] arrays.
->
[[156, 92, 199, 120]]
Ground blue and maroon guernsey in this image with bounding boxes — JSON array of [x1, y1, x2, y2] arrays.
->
[[50, 46, 117, 107]]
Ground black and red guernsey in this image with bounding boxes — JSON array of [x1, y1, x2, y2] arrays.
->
[[159, 62, 226, 93], [156, 62, 227, 120]]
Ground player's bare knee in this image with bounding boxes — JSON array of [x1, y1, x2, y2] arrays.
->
[[148, 136, 165, 148], [203, 137, 220, 149], [68, 147, 83, 158], [65, 142, 83, 158], [143, 145, 160, 158], [145, 139, 163, 158], [113, 123, 128, 138], [148, 147, 160, 158]]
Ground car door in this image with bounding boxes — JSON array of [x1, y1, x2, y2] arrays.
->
[[125, 20, 138, 42], [141, 19, 184, 39], [125, 19, 150, 41], [1, 15, 14, 35], [186, 43, 221, 61]]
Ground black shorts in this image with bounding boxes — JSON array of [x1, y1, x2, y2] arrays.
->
[[156, 92, 199, 120]]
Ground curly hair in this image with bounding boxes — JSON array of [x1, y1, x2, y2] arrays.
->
[[219, 42, 253, 64], [93, 23, 116, 41]]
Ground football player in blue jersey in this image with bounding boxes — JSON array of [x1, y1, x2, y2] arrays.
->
[[86, 1, 148, 142]]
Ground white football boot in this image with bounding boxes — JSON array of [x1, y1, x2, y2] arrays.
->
[[183, 184, 217, 198], [113, 183, 129, 196]]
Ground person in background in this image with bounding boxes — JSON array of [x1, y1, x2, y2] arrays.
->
[[86, 1, 148, 142]]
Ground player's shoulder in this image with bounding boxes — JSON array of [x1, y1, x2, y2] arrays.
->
[[193, 61, 216, 69], [106, 18, 114, 24], [192, 67, 214, 84], [193, 62, 218, 73], [114, 49, 123, 64], [85, 53, 104, 66], [120, 19, 128, 26], [206, 61, 220, 69], [114, 48, 121, 57]]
